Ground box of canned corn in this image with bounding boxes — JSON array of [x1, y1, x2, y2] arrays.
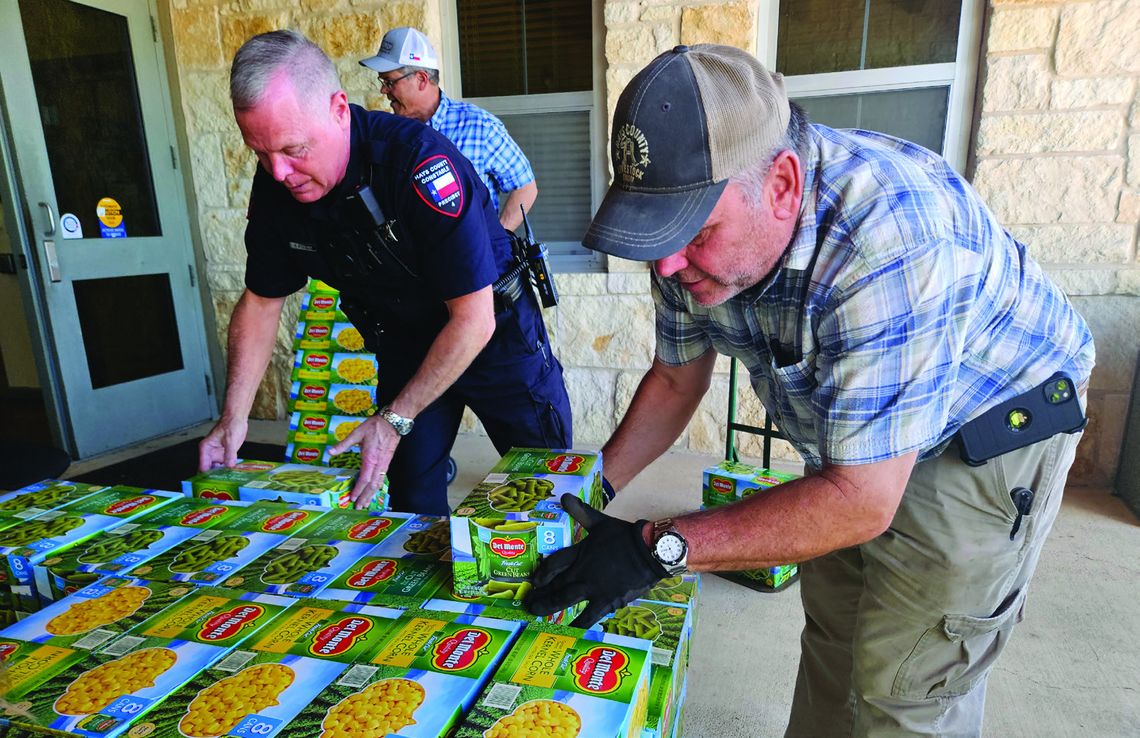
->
[[0, 588, 294, 738], [183, 461, 283, 501], [702, 461, 801, 592], [33, 498, 254, 604], [237, 462, 388, 512], [275, 607, 523, 738], [293, 319, 370, 354], [2, 487, 181, 612], [291, 351, 378, 387], [449, 449, 604, 599], [217, 510, 413, 597], [591, 599, 695, 738], [132, 503, 327, 585], [237, 597, 404, 665], [452, 621, 652, 738], [0, 577, 197, 652]]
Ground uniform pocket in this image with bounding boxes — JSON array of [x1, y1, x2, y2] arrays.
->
[[891, 587, 1028, 699]]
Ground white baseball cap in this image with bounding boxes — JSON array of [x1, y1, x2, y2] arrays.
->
[[359, 27, 439, 73]]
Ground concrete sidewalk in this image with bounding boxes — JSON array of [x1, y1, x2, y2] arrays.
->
[[67, 422, 1140, 736]]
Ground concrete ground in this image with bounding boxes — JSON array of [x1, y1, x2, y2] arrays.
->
[[67, 421, 1140, 737]]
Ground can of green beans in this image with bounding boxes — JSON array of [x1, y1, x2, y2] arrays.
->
[[470, 518, 540, 583]]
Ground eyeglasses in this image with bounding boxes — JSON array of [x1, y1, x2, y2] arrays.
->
[[377, 71, 416, 91]]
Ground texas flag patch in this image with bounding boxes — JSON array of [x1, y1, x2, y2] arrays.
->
[[412, 154, 464, 217]]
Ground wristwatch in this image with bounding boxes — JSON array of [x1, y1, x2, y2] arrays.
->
[[378, 406, 415, 436], [650, 519, 689, 575]]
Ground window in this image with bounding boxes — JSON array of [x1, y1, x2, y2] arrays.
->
[[448, 0, 604, 271], [757, 0, 983, 170]]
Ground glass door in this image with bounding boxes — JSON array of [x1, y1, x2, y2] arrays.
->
[[0, 0, 213, 458]]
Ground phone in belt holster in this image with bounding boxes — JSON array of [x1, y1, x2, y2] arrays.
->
[[956, 372, 1087, 466]]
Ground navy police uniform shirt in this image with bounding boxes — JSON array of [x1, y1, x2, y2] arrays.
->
[[243, 104, 540, 389]]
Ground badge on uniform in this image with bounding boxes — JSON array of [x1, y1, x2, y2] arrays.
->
[[412, 154, 464, 218]]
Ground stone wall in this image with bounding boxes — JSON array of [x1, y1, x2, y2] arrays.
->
[[972, 0, 1140, 484], [164, 0, 1138, 485]]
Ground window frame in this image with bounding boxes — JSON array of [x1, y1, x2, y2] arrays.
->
[[756, 0, 985, 172], [441, 0, 607, 272]]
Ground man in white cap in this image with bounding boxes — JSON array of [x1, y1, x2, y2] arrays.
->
[[526, 44, 1095, 736], [360, 27, 537, 232]]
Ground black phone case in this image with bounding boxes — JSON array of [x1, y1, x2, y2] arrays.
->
[[957, 372, 1087, 466]]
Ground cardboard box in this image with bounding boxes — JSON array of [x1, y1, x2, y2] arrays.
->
[[326, 383, 377, 417], [639, 574, 701, 628], [0, 577, 197, 652], [33, 499, 253, 603], [317, 554, 448, 610], [0, 590, 291, 738], [216, 510, 413, 596], [237, 463, 388, 512], [702, 462, 801, 592], [450, 449, 603, 598], [289, 379, 332, 413], [299, 291, 348, 322], [272, 608, 523, 738], [452, 621, 653, 738], [592, 600, 694, 738], [241, 598, 404, 664], [132, 503, 327, 585], [0, 480, 109, 518], [291, 351, 378, 387], [183, 462, 283, 501], [422, 573, 581, 625], [293, 319, 336, 351], [1, 487, 181, 611]]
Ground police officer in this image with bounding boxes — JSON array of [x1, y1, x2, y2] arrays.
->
[[198, 30, 572, 515]]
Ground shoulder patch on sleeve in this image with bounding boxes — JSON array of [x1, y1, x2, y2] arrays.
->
[[412, 154, 464, 218]]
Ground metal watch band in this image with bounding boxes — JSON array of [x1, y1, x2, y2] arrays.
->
[[379, 405, 414, 436]]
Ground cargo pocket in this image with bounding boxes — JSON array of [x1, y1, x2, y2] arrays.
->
[[891, 587, 1028, 699]]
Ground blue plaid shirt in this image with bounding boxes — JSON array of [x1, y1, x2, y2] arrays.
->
[[655, 125, 1095, 468], [429, 91, 535, 212]]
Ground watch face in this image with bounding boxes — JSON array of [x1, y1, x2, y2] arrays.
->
[[655, 533, 686, 565]]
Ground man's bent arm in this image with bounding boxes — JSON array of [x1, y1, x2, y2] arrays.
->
[[665, 451, 918, 571], [603, 351, 717, 491], [198, 289, 287, 470], [499, 180, 538, 232]]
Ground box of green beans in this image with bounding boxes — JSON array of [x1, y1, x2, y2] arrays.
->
[[238, 462, 389, 512], [449, 448, 603, 599], [183, 461, 283, 501]]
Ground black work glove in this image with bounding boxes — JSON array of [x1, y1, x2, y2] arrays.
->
[[526, 493, 668, 628]]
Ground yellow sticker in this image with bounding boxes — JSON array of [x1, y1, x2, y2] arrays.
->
[[96, 197, 122, 228]]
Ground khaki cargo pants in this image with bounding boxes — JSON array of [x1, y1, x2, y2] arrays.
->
[[784, 428, 1082, 737]]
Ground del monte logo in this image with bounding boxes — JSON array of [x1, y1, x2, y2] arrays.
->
[[305, 354, 331, 369], [544, 454, 585, 474], [302, 416, 328, 432], [346, 559, 397, 588], [181, 505, 228, 526], [489, 537, 527, 559], [348, 518, 392, 541], [432, 628, 492, 671], [312, 617, 372, 657], [312, 295, 336, 310], [302, 385, 328, 400], [263, 510, 309, 531], [307, 325, 330, 338], [106, 495, 157, 515], [572, 646, 630, 695], [295, 447, 321, 463], [711, 477, 733, 494], [200, 605, 265, 641]]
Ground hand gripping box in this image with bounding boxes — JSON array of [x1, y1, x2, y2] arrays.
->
[[423, 573, 582, 625], [238, 462, 388, 512], [0, 577, 198, 652], [591, 600, 695, 738], [183, 461, 283, 501], [132, 503, 327, 585], [0, 589, 293, 738], [216, 510, 414, 597], [452, 621, 653, 738], [450, 448, 603, 599], [1, 487, 181, 612], [702, 461, 801, 592], [34, 498, 253, 603], [275, 608, 524, 738]]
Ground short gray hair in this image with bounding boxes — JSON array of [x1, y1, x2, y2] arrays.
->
[[396, 65, 440, 85], [729, 102, 810, 209], [230, 30, 342, 111]]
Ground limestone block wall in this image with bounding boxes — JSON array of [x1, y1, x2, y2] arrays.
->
[[164, 0, 1137, 485], [972, 0, 1139, 485], [164, 0, 440, 418]]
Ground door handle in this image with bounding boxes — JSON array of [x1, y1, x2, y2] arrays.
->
[[37, 201, 56, 237]]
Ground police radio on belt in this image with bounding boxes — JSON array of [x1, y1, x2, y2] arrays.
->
[[493, 206, 559, 310]]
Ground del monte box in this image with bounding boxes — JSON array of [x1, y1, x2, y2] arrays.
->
[[183, 460, 283, 501], [450, 448, 603, 598]]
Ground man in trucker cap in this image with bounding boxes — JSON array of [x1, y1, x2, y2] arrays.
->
[[527, 44, 1094, 736], [360, 27, 538, 232]]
